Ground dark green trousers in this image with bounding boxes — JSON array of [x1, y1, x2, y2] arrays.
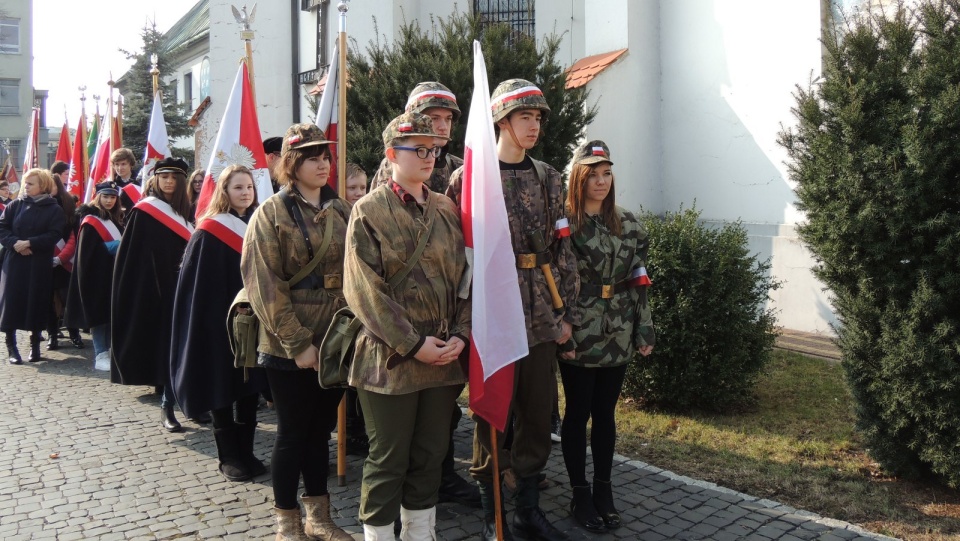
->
[[357, 384, 461, 526], [470, 341, 558, 484]]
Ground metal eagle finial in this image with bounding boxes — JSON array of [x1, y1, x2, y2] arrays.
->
[[232, 4, 257, 31]]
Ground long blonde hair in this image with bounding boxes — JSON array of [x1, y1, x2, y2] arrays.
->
[[197, 165, 259, 223]]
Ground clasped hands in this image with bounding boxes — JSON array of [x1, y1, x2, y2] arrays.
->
[[13, 239, 31, 256], [414, 336, 465, 366]]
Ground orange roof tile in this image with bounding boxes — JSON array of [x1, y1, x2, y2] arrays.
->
[[565, 48, 628, 89]]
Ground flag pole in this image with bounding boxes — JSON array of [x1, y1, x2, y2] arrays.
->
[[233, 4, 258, 108], [79, 86, 89, 181], [491, 427, 505, 540], [150, 53, 160, 97], [335, 0, 350, 488], [108, 74, 116, 156]]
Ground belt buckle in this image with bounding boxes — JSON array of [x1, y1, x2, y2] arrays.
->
[[601, 284, 614, 299], [517, 253, 537, 269], [324, 274, 343, 289]]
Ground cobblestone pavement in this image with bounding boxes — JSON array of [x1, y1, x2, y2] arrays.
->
[[0, 332, 898, 540]]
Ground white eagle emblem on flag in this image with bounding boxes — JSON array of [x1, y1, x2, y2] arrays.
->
[[210, 143, 256, 182]]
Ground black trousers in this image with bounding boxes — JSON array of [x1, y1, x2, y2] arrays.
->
[[558, 362, 627, 486], [266, 367, 344, 509]]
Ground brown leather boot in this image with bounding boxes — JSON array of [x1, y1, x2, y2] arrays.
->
[[301, 494, 352, 541], [274, 507, 310, 541]]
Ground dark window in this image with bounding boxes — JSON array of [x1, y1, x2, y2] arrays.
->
[[0, 79, 19, 115], [474, 0, 535, 41], [0, 18, 19, 54], [183, 72, 193, 105]]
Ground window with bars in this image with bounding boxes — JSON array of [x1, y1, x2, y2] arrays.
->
[[474, 0, 535, 41], [0, 79, 19, 115], [0, 18, 19, 54]]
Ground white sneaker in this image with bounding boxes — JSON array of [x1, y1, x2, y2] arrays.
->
[[94, 352, 110, 371]]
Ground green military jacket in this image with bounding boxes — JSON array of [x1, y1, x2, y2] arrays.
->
[[370, 153, 464, 195], [448, 158, 580, 347], [241, 189, 349, 361], [343, 184, 470, 394], [566, 208, 655, 368]]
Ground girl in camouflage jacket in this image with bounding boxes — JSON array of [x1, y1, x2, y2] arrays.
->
[[560, 140, 656, 534]]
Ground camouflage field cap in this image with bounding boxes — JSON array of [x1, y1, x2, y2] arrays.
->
[[154, 157, 190, 176], [490, 78, 551, 123], [405, 82, 461, 122], [281, 123, 334, 155], [382, 112, 450, 147], [572, 140, 614, 166]]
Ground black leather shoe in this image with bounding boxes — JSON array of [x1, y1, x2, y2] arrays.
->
[[439, 472, 482, 508], [46, 336, 59, 350], [513, 506, 568, 541], [189, 411, 212, 424], [593, 479, 621, 530], [481, 513, 515, 540], [161, 407, 183, 433], [570, 485, 606, 533], [27, 338, 42, 363], [7, 347, 21, 365], [70, 334, 84, 349]]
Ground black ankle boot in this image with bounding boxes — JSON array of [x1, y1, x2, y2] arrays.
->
[[237, 422, 266, 476], [213, 427, 251, 481], [28, 335, 42, 362], [569, 485, 605, 533], [161, 405, 182, 432], [46, 332, 59, 350], [68, 329, 83, 349], [593, 479, 621, 530], [6, 334, 21, 365], [479, 482, 513, 541], [513, 506, 568, 541]]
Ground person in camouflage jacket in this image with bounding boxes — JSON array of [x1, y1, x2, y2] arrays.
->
[[448, 79, 578, 541], [343, 112, 470, 540], [360, 81, 482, 509], [560, 140, 655, 534], [369, 82, 464, 195], [241, 124, 352, 541]]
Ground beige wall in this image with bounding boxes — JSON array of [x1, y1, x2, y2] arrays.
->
[[0, 0, 33, 166]]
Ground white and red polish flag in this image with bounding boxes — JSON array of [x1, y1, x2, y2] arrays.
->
[[314, 39, 340, 190], [463, 41, 529, 432], [142, 92, 171, 186], [22, 107, 40, 172], [629, 266, 653, 288], [66, 114, 89, 199], [195, 61, 272, 220], [84, 118, 113, 202]]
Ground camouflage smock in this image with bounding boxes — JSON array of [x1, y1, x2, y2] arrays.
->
[[370, 153, 464, 195], [241, 188, 349, 361], [566, 207, 655, 368], [447, 158, 580, 347], [343, 184, 470, 395]]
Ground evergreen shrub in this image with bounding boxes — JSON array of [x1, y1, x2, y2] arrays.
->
[[622, 207, 780, 412], [779, 1, 960, 486]]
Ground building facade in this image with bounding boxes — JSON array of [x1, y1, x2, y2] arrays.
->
[[0, 0, 33, 168], [159, 0, 876, 334]]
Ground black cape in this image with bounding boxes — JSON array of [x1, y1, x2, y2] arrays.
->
[[63, 206, 121, 329], [170, 216, 267, 418], [0, 196, 66, 332], [110, 204, 189, 386]]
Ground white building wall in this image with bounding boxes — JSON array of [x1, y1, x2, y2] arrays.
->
[[659, 1, 835, 333]]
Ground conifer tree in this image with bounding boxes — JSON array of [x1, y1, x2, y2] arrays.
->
[[780, 0, 960, 487], [337, 12, 596, 176], [119, 23, 193, 168]]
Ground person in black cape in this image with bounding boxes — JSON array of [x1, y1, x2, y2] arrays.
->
[[171, 165, 268, 481], [64, 181, 124, 370], [111, 157, 195, 433]]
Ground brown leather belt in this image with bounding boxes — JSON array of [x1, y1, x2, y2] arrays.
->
[[580, 282, 629, 299], [516, 251, 551, 269]]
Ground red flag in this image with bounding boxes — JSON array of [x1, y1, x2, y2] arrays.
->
[[1, 157, 17, 184], [314, 39, 341, 190], [142, 92, 171, 180], [55, 123, 72, 164], [463, 41, 530, 432], [67, 113, 89, 198], [195, 61, 271, 220], [85, 121, 112, 202], [22, 108, 40, 173]]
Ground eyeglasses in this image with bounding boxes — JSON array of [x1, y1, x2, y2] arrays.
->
[[393, 146, 442, 159]]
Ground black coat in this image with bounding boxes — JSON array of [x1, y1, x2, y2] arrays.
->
[[0, 196, 66, 332], [170, 214, 267, 418], [110, 204, 189, 386], [63, 206, 122, 329]]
